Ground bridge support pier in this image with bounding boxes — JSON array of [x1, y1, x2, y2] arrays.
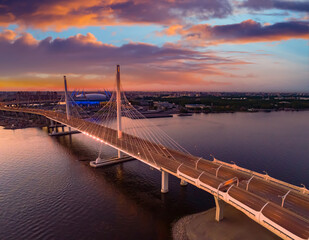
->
[[214, 196, 225, 222], [118, 150, 123, 158], [180, 179, 188, 186], [161, 171, 169, 193]]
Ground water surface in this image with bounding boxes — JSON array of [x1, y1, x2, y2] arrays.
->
[[0, 111, 308, 239]]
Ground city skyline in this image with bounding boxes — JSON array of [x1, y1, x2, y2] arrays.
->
[[0, 0, 308, 92]]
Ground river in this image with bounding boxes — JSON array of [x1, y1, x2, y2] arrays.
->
[[0, 111, 308, 239]]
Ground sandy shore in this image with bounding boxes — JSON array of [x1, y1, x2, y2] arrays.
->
[[172, 205, 281, 240]]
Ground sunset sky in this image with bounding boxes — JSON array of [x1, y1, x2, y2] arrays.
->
[[0, 0, 308, 92]]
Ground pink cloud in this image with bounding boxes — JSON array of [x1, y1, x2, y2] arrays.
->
[[0, 31, 251, 90]]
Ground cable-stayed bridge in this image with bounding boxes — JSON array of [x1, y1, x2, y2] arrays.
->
[[0, 66, 308, 240]]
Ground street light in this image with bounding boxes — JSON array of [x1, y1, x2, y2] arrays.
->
[[231, 161, 237, 169], [244, 175, 254, 191], [301, 183, 308, 194], [211, 164, 223, 177], [263, 171, 270, 180], [195, 157, 202, 169], [278, 190, 291, 207]]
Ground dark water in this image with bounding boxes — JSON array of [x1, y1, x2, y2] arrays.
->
[[0, 111, 308, 240]]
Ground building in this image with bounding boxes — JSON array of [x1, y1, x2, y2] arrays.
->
[[185, 104, 206, 109], [73, 92, 109, 106], [153, 101, 175, 110]]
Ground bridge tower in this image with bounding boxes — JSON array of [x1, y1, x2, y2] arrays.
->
[[64, 76, 70, 120], [64, 76, 71, 132], [116, 65, 123, 158]]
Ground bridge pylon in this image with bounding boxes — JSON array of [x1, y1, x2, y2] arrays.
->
[[116, 65, 123, 158], [64, 76, 71, 133]]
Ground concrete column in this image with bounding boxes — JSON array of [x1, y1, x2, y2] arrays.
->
[[214, 196, 224, 222], [118, 150, 122, 158], [51, 120, 56, 134], [161, 171, 169, 193], [180, 179, 188, 186]]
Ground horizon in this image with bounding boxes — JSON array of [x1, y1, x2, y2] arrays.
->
[[0, 0, 308, 92], [1, 90, 309, 95]]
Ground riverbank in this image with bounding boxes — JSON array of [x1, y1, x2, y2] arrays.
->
[[172, 205, 280, 240], [0, 115, 48, 129]]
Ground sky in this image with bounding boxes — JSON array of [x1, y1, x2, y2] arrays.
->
[[0, 0, 308, 92]]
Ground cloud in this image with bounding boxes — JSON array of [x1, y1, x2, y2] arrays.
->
[[240, 0, 309, 12], [0, 0, 232, 30], [166, 20, 309, 46], [0, 30, 251, 90], [0, 29, 17, 41]]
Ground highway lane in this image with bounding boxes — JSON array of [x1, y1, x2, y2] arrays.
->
[[199, 172, 222, 189], [263, 203, 309, 239], [247, 178, 309, 219], [228, 186, 267, 211], [285, 192, 309, 219], [247, 178, 285, 205]]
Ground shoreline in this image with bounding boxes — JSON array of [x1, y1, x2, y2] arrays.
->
[[172, 205, 280, 240]]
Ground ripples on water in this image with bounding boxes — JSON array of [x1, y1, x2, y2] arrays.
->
[[0, 111, 308, 240]]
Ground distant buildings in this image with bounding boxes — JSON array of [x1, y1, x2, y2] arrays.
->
[[153, 101, 175, 110], [16, 91, 59, 102], [185, 104, 206, 109]]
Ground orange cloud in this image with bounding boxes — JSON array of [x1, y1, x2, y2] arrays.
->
[[163, 24, 183, 36], [68, 33, 104, 45], [0, 30, 254, 91], [0, 29, 17, 41], [166, 20, 309, 46], [17, 33, 39, 45], [0, 0, 232, 31]]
